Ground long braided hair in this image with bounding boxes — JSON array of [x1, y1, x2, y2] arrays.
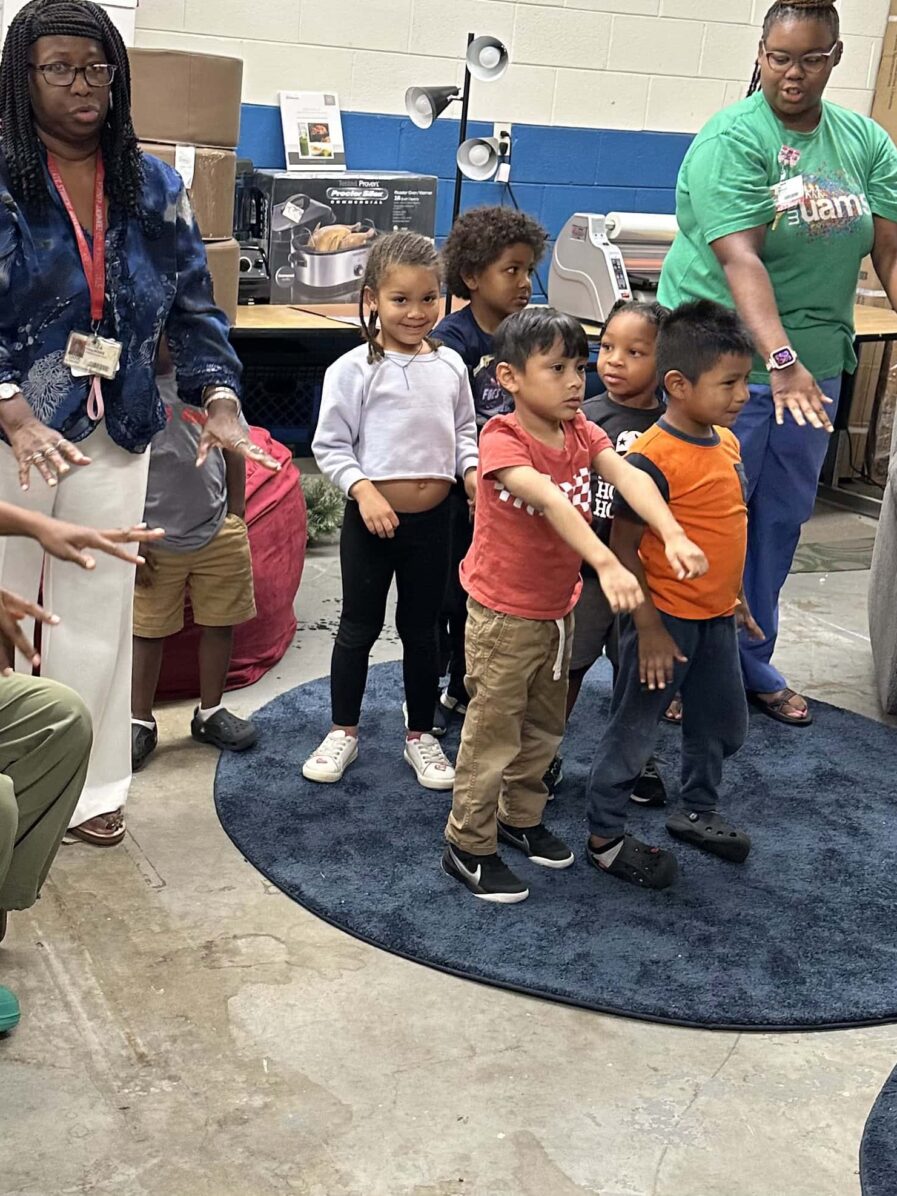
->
[[358, 231, 441, 363], [748, 0, 840, 96], [0, 0, 143, 214]]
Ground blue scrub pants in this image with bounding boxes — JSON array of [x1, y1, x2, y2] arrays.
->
[[733, 375, 842, 695]]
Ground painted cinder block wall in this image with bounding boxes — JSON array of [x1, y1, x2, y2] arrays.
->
[[135, 0, 891, 293]]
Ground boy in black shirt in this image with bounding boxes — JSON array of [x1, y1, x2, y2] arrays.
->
[[546, 300, 668, 799]]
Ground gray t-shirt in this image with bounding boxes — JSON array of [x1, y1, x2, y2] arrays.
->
[[143, 373, 245, 552]]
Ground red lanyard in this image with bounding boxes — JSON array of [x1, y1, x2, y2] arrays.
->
[[47, 152, 106, 326]]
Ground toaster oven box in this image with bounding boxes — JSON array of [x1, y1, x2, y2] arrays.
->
[[249, 171, 437, 304], [140, 143, 237, 241]]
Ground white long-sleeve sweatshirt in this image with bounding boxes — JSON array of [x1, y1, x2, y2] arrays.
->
[[312, 344, 479, 496]]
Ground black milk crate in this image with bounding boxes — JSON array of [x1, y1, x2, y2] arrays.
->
[[230, 325, 355, 451]]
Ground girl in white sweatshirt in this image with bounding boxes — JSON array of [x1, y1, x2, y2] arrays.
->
[[305, 232, 478, 790]]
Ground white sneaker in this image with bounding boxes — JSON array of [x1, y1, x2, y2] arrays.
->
[[302, 730, 358, 783], [404, 733, 455, 791]]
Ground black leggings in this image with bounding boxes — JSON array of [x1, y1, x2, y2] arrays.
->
[[331, 497, 452, 732], [438, 485, 473, 702]]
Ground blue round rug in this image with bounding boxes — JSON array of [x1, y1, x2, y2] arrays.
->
[[861, 1066, 897, 1196], [214, 660, 897, 1031]]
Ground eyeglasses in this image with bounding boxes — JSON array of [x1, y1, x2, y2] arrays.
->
[[760, 42, 840, 75], [28, 62, 116, 88]]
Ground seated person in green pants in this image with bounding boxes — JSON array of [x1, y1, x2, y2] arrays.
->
[[0, 505, 161, 1034]]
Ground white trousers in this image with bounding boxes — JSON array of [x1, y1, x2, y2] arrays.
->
[[0, 422, 150, 826]]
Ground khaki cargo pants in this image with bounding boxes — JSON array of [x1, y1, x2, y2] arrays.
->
[[445, 598, 573, 855]]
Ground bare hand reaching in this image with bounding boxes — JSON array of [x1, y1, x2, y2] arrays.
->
[[36, 519, 165, 569], [0, 588, 59, 674], [6, 416, 91, 490], [769, 362, 833, 432]]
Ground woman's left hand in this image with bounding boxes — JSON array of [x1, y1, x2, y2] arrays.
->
[[196, 401, 281, 473]]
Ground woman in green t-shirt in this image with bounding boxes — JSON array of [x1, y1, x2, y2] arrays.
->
[[658, 0, 897, 727]]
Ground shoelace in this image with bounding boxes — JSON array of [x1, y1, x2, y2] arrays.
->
[[317, 735, 352, 761], [415, 740, 448, 769]]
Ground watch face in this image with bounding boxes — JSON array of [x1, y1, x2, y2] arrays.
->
[[771, 347, 795, 368]]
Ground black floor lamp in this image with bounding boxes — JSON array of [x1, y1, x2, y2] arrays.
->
[[405, 33, 510, 315]]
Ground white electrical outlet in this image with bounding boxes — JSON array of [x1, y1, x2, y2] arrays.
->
[[493, 123, 512, 146]]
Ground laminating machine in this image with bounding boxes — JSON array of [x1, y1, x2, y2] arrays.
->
[[548, 211, 679, 325]]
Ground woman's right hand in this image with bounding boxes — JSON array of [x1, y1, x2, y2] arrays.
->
[[769, 362, 834, 432], [4, 410, 91, 490]]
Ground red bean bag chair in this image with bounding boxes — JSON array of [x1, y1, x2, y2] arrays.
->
[[155, 425, 306, 700]]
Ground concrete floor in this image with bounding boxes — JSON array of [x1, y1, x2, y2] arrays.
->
[[2, 504, 896, 1196]]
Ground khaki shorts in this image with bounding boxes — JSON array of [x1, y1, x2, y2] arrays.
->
[[133, 514, 256, 638]]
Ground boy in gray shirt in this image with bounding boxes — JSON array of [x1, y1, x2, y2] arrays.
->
[[131, 370, 258, 770]]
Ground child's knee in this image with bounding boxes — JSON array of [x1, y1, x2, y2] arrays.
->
[[335, 616, 383, 654]]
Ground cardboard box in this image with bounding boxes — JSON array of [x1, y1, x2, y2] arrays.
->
[[129, 49, 243, 150], [2, 1, 136, 44], [857, 255, 888, 308], [852, 341, 886, 428], [871, 1, 897, 140], [244, 171, 437, 304], [140, 142, 236, 241], [205, 238, 240, 325]]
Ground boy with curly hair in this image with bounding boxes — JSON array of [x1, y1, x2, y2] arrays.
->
[[430, 207, 548, 733], [436, 206, 548, 426]]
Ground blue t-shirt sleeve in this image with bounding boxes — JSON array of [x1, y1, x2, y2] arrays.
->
[[612, 452, 670, 523]]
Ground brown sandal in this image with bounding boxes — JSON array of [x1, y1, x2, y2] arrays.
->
[[662, 694, 683, 725], [64, 808, 126, 847], [748, 688, 813, 727]]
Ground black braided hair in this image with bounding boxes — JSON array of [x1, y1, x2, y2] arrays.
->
[[0, 0, 143, 213], [748, 0, 840, 96], [357, 231, 441, 364], [599, 298, 669, 343]]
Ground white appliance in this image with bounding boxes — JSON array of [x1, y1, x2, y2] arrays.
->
[[2, 0, 138, 45], [549, 211, 679, 325]]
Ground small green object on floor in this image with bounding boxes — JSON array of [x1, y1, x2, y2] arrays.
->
[[0, 985, 20, 1034]]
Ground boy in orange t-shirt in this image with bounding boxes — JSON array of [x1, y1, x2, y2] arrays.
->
[[442, 307, 707, 904], [587, 300, 763, 891]]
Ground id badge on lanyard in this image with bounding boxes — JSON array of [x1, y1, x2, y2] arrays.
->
[[771, 145, 804, 232], [48, 153, 122, 420]]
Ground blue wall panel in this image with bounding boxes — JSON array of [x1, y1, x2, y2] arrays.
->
[[236, 105, 693, 300]]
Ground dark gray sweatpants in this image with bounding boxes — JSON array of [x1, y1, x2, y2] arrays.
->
[[586, 612, 747, 839]]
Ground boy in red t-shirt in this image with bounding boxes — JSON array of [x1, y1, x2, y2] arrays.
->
[[442, 307, 708, 903], [587, 300, 761, 891]]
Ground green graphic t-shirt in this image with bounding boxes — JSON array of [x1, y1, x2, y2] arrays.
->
[[657, 92, 897, 383]]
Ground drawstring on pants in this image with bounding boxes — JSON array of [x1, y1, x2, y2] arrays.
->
[[552, 618, 566, 681]]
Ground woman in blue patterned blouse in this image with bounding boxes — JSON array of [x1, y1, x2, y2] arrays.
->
[[0, 0, 279, 847]]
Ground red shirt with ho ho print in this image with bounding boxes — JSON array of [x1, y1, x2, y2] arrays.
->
[[460, 410, 612, 621]]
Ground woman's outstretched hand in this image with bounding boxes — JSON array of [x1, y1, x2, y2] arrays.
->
[[197, 401, 281, 473], [769, 362, 834, 432]]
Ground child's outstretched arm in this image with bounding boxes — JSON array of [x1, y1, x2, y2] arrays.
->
[[610, 516, 688, 690], [596, 449, 707, 581], [494, 464, 643, 613]]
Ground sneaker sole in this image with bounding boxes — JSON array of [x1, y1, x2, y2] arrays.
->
[[302, 745, 358, 784], [404, 749, 455, 791], [440, 859, 529, 903]]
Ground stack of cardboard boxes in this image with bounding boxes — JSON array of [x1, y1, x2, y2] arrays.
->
[[849, 2, 897, 486], [1, 0, 138, 42], [129, 48, 242, 323]]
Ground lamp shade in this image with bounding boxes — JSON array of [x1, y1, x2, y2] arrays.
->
[[404, 85, 460, 129], [466, 35, 509, 82], [457, 136, 503, 181]]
